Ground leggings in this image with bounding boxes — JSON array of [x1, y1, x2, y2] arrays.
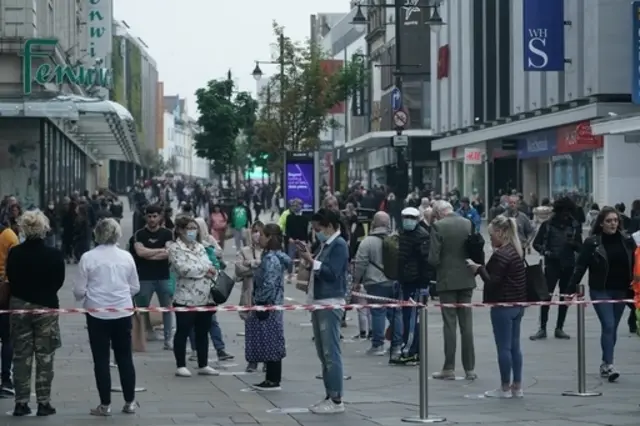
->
[[173, 306, 213, 369]]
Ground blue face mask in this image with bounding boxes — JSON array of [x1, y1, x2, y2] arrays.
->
[[402, 219, 418, 231], [316, 231, 328, 242], [186, 230, 197, 242]]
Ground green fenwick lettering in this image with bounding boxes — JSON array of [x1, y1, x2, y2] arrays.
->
[[22, 38, 113, 95]]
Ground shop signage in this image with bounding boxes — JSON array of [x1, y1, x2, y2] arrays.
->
[[22, 38, 113, 95], [437, 45, 450, 80], [556, 121, 604, 154], [632, 1, 640, 104], [522, 0, 565, 71], [517, 130, 557, 159], [463, 148, 484, 165]]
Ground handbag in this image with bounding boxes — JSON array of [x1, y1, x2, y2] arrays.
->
[[296, 263, 311, 292], [525, 260, 550, 302], [210, 271, 235, 304]]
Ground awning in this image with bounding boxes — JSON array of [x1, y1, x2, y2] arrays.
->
[[0, 95, 141, 164], [590, 112, 640, 136], [345, 129, 434, 150]]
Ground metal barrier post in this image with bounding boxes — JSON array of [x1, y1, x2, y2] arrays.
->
[[402, 305, 446, 423], [562, 284, 601, 397]]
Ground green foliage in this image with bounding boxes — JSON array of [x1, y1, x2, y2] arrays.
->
[[253, 21, 367, 165], [193, 78, 258, 175]]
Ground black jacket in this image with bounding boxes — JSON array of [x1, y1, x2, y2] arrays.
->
[[568, 232, 635, 293], [398, 225, 434, 287], [532, 217, 582, 268]]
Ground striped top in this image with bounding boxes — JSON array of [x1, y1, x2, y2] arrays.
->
[[479, 244, 527, 304]]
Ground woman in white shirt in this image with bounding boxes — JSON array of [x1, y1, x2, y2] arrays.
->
[[73, 218, 140, 417], [168, 215, 219, 377]]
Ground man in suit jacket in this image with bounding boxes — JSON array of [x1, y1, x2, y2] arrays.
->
[[428, 200, 477, 381]]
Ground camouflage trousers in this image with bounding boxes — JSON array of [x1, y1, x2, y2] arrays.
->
[[10, 297, 61, 404]]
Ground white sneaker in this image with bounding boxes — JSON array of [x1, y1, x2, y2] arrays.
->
[[511, 388, 524, 398], [188, 351, 198, 361], [198, 366, 220, 376], [309, 399, 345, 414], [484, 389, 512, 399], [175, 367, 192, 377]]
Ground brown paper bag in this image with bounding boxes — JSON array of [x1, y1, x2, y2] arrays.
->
[[131, 313, 147, 352], [295, 263, 311, 293]]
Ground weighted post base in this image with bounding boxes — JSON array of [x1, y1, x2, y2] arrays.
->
[[561, 390, 601, 397], [401, 415, 447, 423]]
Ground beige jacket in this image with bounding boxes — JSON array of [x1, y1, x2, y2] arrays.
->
[[235, 245, 262, 319]]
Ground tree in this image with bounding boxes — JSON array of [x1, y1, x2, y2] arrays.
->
[[193, 77, 258, 176], [252, 21, 366, 169]]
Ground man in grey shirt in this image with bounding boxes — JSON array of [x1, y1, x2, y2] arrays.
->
[[505, 196, 535, 249]]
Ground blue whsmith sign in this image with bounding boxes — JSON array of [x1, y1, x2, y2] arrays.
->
[[522, 0, 565, 71]]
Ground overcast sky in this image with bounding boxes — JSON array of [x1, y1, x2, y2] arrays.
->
[[113, 0, 351, 116]]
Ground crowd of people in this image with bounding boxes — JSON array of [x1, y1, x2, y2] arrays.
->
[[0, 179, 639, 416]]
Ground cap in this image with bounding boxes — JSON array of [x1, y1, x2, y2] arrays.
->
[[401, 207, 420, 218]]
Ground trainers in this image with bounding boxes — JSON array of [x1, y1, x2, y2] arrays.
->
[[251, 380, 281, 391], [389, 354, 418, 366], [37, 402, 56, 416], [465, 371, 478, 381], [529, 328, 547, 341], [188, 350, 198, 361], [163, 341, 173, 350], [432, 370, 456, 380], [600, 364, 620, 382], [309, 398, 345, 414], [511, 388, 524, 398], [246, 362, 258, 373], [12, 403, 32, 416], [353, 331, 367, 340], [554, 329, 570, 339], [1, 381, 15, 397], [122, 401, 140, 414], [217, 350, 234, 361], [198, 366, 220, 376], [90, 404, 112, 416], [175, 367, 192, 377], [484, 389, 512, 399], [366, 345, 386, 356]]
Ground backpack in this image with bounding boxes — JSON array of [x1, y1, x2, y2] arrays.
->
[[370, 234, 400, 281]]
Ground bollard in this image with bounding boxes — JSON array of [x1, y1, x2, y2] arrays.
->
[[562, 284, 601, 397], [401, 305, 446, 423]]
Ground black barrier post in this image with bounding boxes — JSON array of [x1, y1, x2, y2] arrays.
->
[[401, 305, 446, 423], [562, 284, 601, 398]]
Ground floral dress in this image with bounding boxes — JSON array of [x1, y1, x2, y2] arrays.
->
[[244, 250, 290, 363]]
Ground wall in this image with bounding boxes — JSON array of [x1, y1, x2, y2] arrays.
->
[[0, 119, 40, 207], [156, 81, 164, 151], [603, 136, 640, 209]]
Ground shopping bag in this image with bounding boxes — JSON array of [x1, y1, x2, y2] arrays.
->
[[525, 260, 549, 302], [131, 312, 147, 352], [296, 263, 311, 293]]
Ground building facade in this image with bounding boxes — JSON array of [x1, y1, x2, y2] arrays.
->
[[0, 0, 139, 206], [431, 0, 640, 210]]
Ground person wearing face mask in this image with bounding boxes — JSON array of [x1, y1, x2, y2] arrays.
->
[[568, 206, 635, 383], [167, 215, 220, 378], [44, 200, 59, 248], [391, 207, 434, 365]]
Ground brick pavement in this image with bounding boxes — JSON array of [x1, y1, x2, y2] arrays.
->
[[1, 207, 639, 425]]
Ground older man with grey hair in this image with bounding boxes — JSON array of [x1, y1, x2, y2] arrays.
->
[[429, 200, 477, 380], [352, 211, 402, 357]]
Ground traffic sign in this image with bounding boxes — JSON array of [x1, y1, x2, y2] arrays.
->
[[391, 88, 402, 110], [392, 134, 409, 148], [393, 110, 408, 128]]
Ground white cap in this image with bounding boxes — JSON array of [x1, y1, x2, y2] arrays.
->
[[401, 207, 420, 218]]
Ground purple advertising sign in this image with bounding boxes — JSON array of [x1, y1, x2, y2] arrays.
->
[[286, 163, 314, 210]]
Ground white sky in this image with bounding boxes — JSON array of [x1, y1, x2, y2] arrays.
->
[[113, 0, 351, 116]]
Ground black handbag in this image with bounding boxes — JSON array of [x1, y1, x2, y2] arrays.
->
[[465, 222, 486, 265], [210, 271, 235, 305], [525, 260, 549, 302]]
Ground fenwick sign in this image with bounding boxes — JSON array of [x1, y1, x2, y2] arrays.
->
[[22, 38, 113, 95]]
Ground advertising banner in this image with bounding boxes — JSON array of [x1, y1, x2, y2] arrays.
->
[[556, 121, 603, 154], [286, 163, 315, 211], [517, 130, 557, 159], [633, 1, 640, 104], [523, 0, 565, 71]]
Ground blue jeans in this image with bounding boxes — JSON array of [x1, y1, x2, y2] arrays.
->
[[591, 289, 627, 365], [189, 314, 225, 352], [311, 309, 343, 399], [136, 280, 173, 342], [401, 284, 430, 357], [286, 243, 298, 274], [490, 307, 524, 385], [368, 283, 402, 349]]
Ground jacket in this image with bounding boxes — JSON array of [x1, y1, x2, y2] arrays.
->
[[532, 216, 582, 268], [533, 206, 553, 225], [168, 239, 215, 306], [479, 244, 527, 304], [353, 227, 391, 287], [253, 250, 290, 305], [398, 224, 433, 286], [569, 232, 635, 293], [0, 226, 19, 280], [456, 206, 481, 231], [506, 210, 535, 245], [632, 231, 640, 308], [278, 209, 291, 230], [311, 234, 349, 300], [428, 214, 476, 291]]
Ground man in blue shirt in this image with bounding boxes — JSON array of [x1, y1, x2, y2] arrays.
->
[[456, 197, 481, 231]]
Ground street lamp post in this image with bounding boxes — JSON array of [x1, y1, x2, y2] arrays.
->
[[351, 0, 444, 200]]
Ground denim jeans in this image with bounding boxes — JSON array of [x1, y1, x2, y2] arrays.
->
[[136, 280, 173, 342], [368, 283, 402, 348], [311, 309, 343, 399], [490, 307, 524, 385], [286, 242, 298, 274], [233, 229, 244, 250], [189, 313, 225, 352], [401, 284, 430, 357], [591, 289, 627, 365]]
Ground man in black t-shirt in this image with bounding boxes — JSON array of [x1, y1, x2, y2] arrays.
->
[[133, 204, 174, 348]]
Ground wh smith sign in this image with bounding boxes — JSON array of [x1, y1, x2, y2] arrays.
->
[[633, 1, 640, 104], [523, 0, 565, 71]]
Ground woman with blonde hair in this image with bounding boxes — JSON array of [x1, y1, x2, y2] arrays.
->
[[6, 211, 65, 416], [466, 215, 527, 399]]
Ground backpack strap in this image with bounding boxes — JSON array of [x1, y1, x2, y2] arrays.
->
[[369, 234, 386, 274]]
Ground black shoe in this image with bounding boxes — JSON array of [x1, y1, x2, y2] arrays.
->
[[217, 350, 234, 361], [529, 329, 547, 341], [340, 320, 348, 328], [251, 380, 281, 391], [13, 403, 31, 416], [389, 354, 418, 366], [554, 329, 570, 340], [353, 331, 367, 340], [0, 382, 15, 398], [37, 403, 56, 416], [367, 330, 372, 340]]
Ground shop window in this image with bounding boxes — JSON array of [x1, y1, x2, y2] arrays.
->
[[465, 163, 485, 201], [551, 152, 593, 211]]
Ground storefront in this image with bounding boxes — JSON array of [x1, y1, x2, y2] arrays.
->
[[517, 130, 556, 201], [440, 142, 487, 199]]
